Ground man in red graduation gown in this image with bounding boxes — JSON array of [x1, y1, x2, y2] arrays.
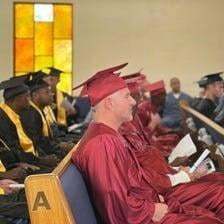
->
[[72, 63, 223, 224], [119, 77, 224, 220], [120, 119, 224, 218], [147, 80, 180, 147], [128, 77, 179, 156], [122, 74, 176, 156]]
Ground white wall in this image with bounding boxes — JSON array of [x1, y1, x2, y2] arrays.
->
[[1, 0, 224, 99], [74, 0, 224, 96]]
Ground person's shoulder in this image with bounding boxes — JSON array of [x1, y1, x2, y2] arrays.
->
[[20, 106, 41, 123], [200, 98, 213, 105], [196, 98, 211, 110], [76, 123, 121, 155], [25, 105, 39, 115], [166, 92, 173, 98], [85, 133, 120, 150]]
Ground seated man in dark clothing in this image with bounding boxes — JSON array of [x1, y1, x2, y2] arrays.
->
[[191, 78, 206, 109], [41, 68, 87, 140], [20, 73, 73, 159], [0, 77, 58, 172], [195, 72, 223, 119], [42, 67, 76, 126]]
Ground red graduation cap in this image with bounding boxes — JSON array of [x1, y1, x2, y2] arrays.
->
[[122, 72, 145, 94], [147, 80, 166, 96], [73, 63, 128, 106]]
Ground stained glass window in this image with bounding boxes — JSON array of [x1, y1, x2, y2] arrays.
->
[[14, 3, 73, 94]]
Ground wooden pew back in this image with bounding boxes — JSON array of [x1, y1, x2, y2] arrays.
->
[[25, 147, 97, 224]]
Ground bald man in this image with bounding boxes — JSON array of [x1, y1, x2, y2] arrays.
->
[[162, 77, 192, 128], [72, 65, 223, 224]]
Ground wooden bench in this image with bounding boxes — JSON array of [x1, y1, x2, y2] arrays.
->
[[25, 146, 98, 224]]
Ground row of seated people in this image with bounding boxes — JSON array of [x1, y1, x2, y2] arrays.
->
[[2, 62, 223, 223], [155, 72, 224, 132], [0, 68, 90, 223], [69, 63, 224, 224]]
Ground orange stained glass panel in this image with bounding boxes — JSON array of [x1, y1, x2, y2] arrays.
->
[[54, 5, 72, 39], [35, 22, 53, 55], [54, 39, 72, 72], [35, 56, 53, 71], [57, 72, 72, 94], [15, 4, 34, 38], [15, 39, 34, 72]]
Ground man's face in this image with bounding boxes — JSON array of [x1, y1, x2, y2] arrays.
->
[[170, 78, 180, 93], [36, 87, 53, 106], [110, 88, 136, 123], [43, 76, 59, 91], [16, 92, 30, 110], [212, 82, 223, 98], [50, 76, 60, 90]]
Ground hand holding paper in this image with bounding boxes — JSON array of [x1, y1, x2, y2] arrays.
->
[[189, 149, 210, 173], [168, 134, 197, 164]]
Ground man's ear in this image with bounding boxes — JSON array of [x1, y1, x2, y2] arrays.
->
[[104, 97, 113, 110]]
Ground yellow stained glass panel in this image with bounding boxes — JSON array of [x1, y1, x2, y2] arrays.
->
[[15, 39, 34, 72], [54, 40, 72, 72], [57, 73, 72, 94], [35, 22, 53, 55], [35, 56, 53, 71], [54, 5, 72, 39], [15, 4, 34, 38], [15, 72, 28, 77]]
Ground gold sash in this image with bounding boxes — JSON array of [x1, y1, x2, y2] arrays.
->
[[0, 103, 36, 155], [0, 161, 6, 173], [44, 106, 57, 125], [56, 89, 67, 125], [0, 161, 6, 195], [30, 101, 52, 137]]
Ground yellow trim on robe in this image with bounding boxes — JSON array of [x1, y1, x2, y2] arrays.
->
[[0, 188, 5, 195], [0, 103, 36, 156], [0, 161, 6, 173], [30, 101, 50, 137], [56, 89, 67, 125], [0, 161, 6, 195], [44, 106, 57, 124]]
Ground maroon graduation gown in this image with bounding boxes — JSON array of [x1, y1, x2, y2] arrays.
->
[[133, 113, 172, 156], [120, 122, 224, 220], [136, 100, 179, 154], [72, 122, 223, 224]]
